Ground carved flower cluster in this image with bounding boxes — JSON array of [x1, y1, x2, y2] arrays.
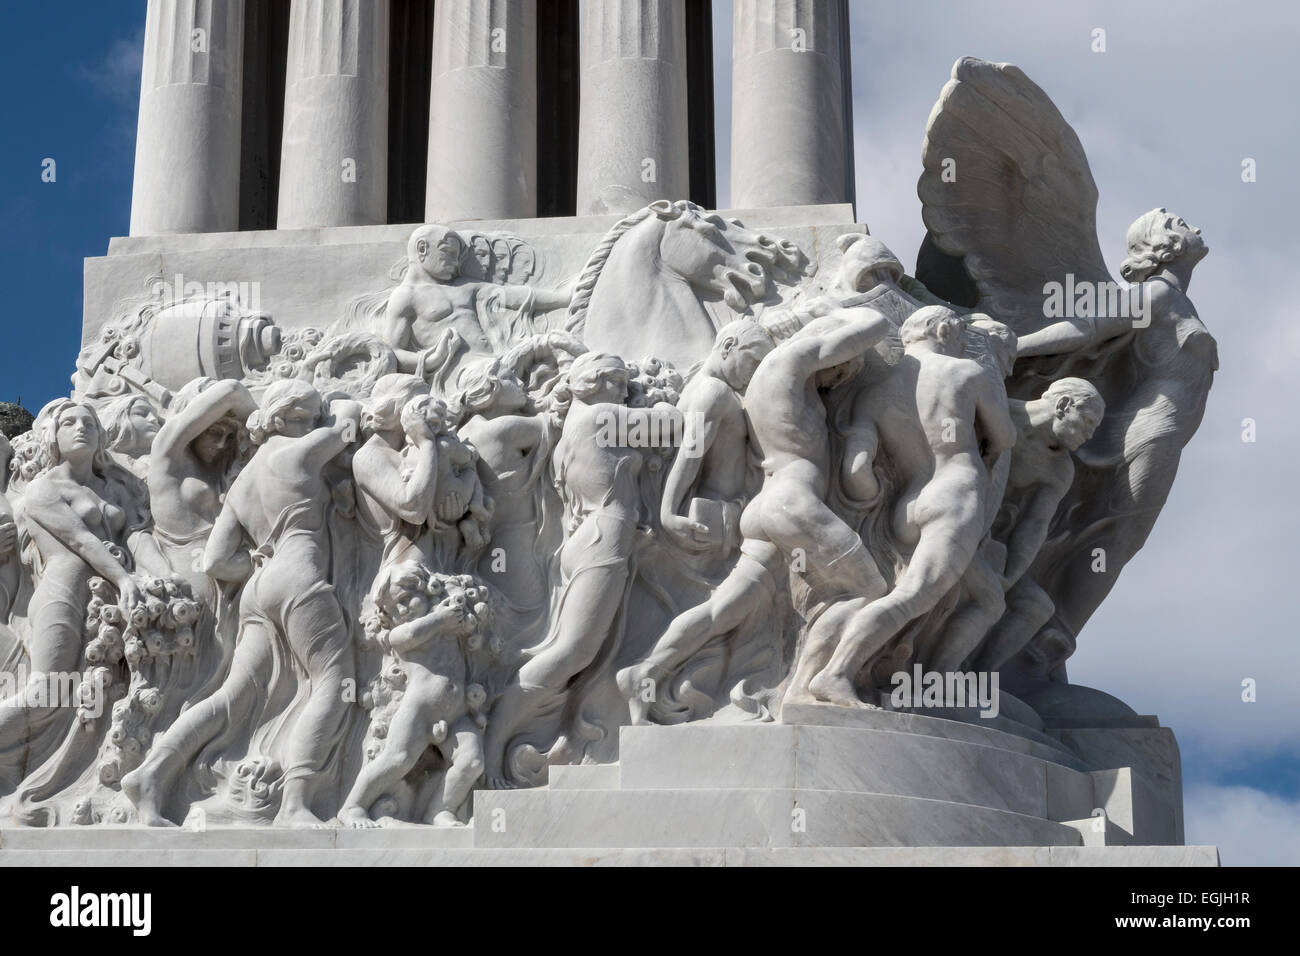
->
[[83, 574, 201, 788]]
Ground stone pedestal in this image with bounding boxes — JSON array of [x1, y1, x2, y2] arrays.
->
[[0, 708, 1213, 866]]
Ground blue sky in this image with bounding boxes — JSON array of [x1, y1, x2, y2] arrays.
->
[[2, 0, 1297, 863], [0, 2, 142, 408]]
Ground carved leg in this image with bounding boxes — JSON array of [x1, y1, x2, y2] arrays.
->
[[973, 577, 1055, 673], [812, 521, 974, 706], [425, 721, 484, 826], [929, 557, 1006, 675], [276, 592, 356, 828], [617, 553, 772, 724], [123, 623, 274, 826]]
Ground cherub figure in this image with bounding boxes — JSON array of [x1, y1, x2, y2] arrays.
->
[[339, 562, 491, 828]]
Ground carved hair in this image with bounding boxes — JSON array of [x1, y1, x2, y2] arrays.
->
[[34, 398, 118, 474], [546, 352, 629, 426], [447, 357, 520, 426], [1119, 208, 1187, 284], [247, 379, 321, 446], [715, 318, 776, 355], [365, 373, 428, 434], [900, 305, 966, 346], [1043, 376, 1105, 417], [364, 560, 493, 640], [30, 397, 151, 533]]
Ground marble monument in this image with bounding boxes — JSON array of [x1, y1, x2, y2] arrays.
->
[[0, 1, 1217, 866]]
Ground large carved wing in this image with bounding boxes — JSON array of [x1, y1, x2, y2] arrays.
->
[[918, 57, 1112, 333]]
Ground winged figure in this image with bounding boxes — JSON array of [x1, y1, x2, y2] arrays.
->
[[916, 57, 1217, 680]]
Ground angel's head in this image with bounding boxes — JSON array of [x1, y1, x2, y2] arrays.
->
[[1119, 209, 1207, 283]]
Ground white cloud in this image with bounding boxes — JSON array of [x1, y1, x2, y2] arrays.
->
[[1185, 784, 1300, 866], [79, 29, 144, 107]]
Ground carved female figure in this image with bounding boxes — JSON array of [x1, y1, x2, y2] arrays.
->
[[101, 394, 162, 479], [146, 378, 256, 697], [351, 373, 438, 582], [124, 380, 360, 826], [0, 400, 149, 775], [1012, 210, 1216, 640], [483, 353, 680, 787], [449, 333, 583, 645]]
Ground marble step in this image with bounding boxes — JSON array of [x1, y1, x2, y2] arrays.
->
[[546, 763, 621, 790], [615, 722, 1095, 821], [472, 786, 1083, 849], [780, 702, 1090, 771], [0, 844, 1222, 867], [0, 825, 474, 851]]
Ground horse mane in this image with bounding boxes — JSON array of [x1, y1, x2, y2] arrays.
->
[[565, 202, 686, 335]]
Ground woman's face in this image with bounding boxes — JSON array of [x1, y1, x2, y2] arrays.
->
[[586, 369, 630, 405], [193, 420, 234, 464], [497, 374, 528, 411], [128, 400, 161, 447], [56, 405, 100, 461]]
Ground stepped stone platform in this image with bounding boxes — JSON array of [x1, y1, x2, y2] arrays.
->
[[0, 706, 1214, 866]]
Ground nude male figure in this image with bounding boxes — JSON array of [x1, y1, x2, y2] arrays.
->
[[614, 320, 776, 722], [616, 308, 894, 718], [972, 377, 1104, 672], [810, 306, 1017, 707], [379, 225, 572, 375]]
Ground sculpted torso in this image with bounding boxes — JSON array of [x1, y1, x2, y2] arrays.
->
[[392, 278, 493, 357], [683, 378, 750, 501], [555, 403, 644, 518], [745, 350, 832, 487], [223, 436, 329, 550], [459, 414, 547, 527], [25, 470, 128, 572]]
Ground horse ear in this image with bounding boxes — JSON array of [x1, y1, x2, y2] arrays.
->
[[649, 200, 676, 220], [836, 233, 864, 253]]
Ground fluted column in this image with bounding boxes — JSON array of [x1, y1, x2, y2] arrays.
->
[[130, 0, 245, 235], [576, 0, 689, 216], [277, 0, 389, 228], [426, 0, 537, 221], [731, 0, 853, 208]]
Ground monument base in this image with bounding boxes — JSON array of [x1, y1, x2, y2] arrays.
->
[[0, 706, 1213, 866]]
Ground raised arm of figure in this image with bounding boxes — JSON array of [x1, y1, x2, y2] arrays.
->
[[152, 380, 257, 462], [793, 307, 891, 370]]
